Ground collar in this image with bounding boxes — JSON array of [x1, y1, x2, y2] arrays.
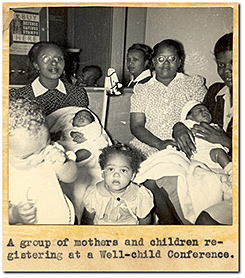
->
[[32, 77, 66, 97], [151, 72, 182, 86], [96, 180, 138, 202], [215, 85, 230, 101], [128, 69, 152, 87]]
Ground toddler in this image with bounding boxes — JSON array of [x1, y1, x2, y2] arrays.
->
[[9, 97, 78, 225], [77, 65, 102, 87], [57, 108, 109, 163], [83, 143, 154, 225], [181, 100, 232, 175]]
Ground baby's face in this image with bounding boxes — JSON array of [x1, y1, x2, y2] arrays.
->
[[72, 110, 93, 127], [188, 104, 212, 123], [9, 126, 50, 170]]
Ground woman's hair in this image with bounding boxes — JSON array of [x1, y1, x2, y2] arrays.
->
[[9, 97, 47, 137], [127, 43, 153, 69], [99, 142, 146, 174], [214, 33, 233, 58], [152, 39, 185, 72], [27, 41, 67, 81]]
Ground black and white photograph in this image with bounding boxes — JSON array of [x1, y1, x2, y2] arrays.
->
[[2, 2, 239, 272]]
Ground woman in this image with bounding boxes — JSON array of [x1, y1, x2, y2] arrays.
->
[[130, 39, 207, 157], [129, 39, 207, 225], [173, 33, 233, 159], [126, 43, 153, 88], [10, 42, 89, 116]]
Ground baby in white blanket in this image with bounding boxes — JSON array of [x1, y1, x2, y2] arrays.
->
[[181, 100, 232, 178], [58, 108, 109, 164]]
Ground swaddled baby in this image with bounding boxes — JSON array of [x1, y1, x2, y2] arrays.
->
[[59, 109, 109, 164]]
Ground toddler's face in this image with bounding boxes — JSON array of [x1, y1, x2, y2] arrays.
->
[[72, 110, 93, 127], [216, 50, 232, 89], [188, 104, 212, 124], [79, 70, 98, 86], [9, 126, 50, 170], [102, 154, 134, 194]]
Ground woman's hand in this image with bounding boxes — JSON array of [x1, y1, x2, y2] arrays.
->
[[156, 139, 178, 151], [191, 122, 232, 149], [172, 122, 196, 159]]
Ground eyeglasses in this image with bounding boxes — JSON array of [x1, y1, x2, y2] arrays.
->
[[41, 55, 64, 64], [156, 55, 177, 64]]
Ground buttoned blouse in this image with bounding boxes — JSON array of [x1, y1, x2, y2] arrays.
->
[[130, 73, 207, 156]]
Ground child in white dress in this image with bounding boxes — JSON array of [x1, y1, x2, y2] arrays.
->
[[83, 143, 154, 225], [9, 97, 78, 224]]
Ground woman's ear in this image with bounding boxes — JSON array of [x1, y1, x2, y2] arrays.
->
[[33, 62, 39, 71]]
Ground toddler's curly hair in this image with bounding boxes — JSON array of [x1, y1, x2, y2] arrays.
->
[[9, 97, 47, 136], [99, 142, 146, 173]]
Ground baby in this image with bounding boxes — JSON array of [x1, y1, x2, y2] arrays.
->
[[181, 100, 232, 175], [83, 143, 154, 225], [59, 108, 109, 163], [9, 97, 78, 224], [77, 65, 102, 87]]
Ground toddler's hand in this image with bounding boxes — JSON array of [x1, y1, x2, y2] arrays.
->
[[10, 201, 36, 224], [43, 143, 66, 168], [70, 131, 87, 143]]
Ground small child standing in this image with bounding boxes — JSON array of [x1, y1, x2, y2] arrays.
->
[[181, 100, 232, 176], [9, 97, 78, 224], [83, 143, 154, 225]]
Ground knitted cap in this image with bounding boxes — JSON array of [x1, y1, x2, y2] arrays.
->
[[181, 100, 202, 122]]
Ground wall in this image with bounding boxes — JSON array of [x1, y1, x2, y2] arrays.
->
[[67, 7, 113, 86], [145, 7, 233, 87], [87, 88, 134, 144]]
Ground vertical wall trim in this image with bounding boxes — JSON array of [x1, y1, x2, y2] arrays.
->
[[46, 7, 49, 41]]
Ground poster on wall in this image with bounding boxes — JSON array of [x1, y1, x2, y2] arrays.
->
[[10, 10, 40, 55], [2, 2, 240, 273]]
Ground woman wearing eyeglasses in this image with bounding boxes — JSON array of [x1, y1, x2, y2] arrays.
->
[[10, 42, 89, 116], [130, 39, 207, 157]]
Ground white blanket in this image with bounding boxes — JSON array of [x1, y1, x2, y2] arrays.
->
[[134, 149, 231, 224], [46, 107, 111, 223]]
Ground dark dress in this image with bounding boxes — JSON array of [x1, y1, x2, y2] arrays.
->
[[9, 81, 89, 116], [203, 82, 232, 140]]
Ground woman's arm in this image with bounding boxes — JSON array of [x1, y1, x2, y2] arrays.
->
[[172, 122, 196, 159], [130, 112, 177, 150], [139, 212, 152, 225]]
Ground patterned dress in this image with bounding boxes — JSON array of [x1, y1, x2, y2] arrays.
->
[[130, 73, 207, 156], [9, 80, 89, 116]]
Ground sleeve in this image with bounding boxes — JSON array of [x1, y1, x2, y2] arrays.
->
[[189, 75, 207, 102], [135, 185, 154, 219], [130, 84, 147, 113]]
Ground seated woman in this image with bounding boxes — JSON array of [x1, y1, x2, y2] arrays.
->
[[129, 39, 207, 224], [9, 41, 89, 116], [126, 43, 153, 87]]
